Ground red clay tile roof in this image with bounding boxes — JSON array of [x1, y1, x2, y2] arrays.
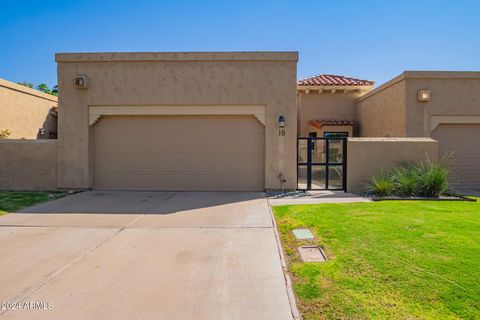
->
[[298, 74, 374, 87], [308, 120, 354, 129]]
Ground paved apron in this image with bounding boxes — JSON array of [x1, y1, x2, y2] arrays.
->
[[0, 191, 293, 320]]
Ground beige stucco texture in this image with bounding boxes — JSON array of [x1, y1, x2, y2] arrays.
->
[[0, 140, 57, 190], [404, 72, 480, 136], [357, 71, 480, 138], [347, 138, 438, 194], [356, 77, 406, 137], [297, 92, 359, 136], [56, 52, 298, 191], [0, 78, 57, 139]]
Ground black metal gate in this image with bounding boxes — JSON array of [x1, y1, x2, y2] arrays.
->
[[297, 137, 347, 191]]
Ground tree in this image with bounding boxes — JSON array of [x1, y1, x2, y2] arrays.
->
[[17, 81, 33, 88], [36, 83, 58, 96], [17, 82, 58, 96], [36, 83, 50, 93]]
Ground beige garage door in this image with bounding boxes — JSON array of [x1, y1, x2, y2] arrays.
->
[[432, 124, 480, 189], [94, 115, 265, 191]]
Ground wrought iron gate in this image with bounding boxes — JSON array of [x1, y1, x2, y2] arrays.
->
[[297, 137, 347, 191]]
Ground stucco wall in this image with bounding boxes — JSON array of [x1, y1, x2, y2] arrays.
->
[[56, 52, 298, 190], [0, 140, 57, 190], [357, 71, 480, 138], [346, 138, 438, 194], [0, 78, 57, 139], [404, 72, 480, 136], [297, 92, 359, 136], [356, 76, 407, 137]]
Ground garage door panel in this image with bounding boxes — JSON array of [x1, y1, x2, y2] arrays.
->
[[95, 133, 264, 154], [94, 115, 265, 191], [95, 172, 263, 191], [432, 124, 480, 189], [94, 115, 264, 133], [95, 153, 264, 172], [98, 174, 263, 191], [461, 158, 480, 166], [440, 145, 480, 155]]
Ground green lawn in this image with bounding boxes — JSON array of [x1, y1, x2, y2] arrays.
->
[[273, 200, 480, 320], [0, 191, 65, 215]]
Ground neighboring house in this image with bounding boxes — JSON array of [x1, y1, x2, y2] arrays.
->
[[356, 71, 480, 189], [0, 78, 58, 139], [297, 71, 480, 190], [297, 74, 374, 137], [2, 51, 478, 192]]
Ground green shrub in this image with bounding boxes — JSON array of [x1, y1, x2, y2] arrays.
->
[[0, 129, 11, 139], [416, 160, 449, 197], [391, 166, 419, 197], [366, 174, 395, 197], [365, 157, 450, 198]]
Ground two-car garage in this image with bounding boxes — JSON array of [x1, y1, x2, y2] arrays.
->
[[93, 115, 265, 191], [55, 51, 301, 192]]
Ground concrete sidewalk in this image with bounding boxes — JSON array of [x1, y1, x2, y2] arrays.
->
[[269, 190, 370, 206], [0, 191, 294, 320]]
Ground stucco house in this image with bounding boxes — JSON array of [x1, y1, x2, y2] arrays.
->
[[297, 74, 374, 137], [357, 71, 480, 189], [297, 72, 480, 191], [0, 52, 478, 193], [0, 79, 57, 139]]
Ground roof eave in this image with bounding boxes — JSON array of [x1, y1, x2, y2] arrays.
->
[[297, 85, 373, 93]]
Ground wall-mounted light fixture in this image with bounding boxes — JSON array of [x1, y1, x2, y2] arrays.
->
[[278, 115, 286, 128], [74, 76, 88, 89], [417, 90, 431, 102]]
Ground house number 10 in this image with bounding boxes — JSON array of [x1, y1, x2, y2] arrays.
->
[[278, 129, 286, 136]]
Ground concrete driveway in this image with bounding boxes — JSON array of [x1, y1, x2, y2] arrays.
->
[[0, 191, 294, 320]]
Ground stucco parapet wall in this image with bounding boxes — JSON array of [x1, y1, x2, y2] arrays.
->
[[55, 51, 299, 62], [348, 137, 436, 142], [346, 137, 438, 194], [0, 78, 58, 102], [358, 71, 480, 102], [0, 139, 57, 191], [402, 71, 480, 79]]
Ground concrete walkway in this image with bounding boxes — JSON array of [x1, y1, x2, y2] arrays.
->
[[269, 190, 371, 206], [0, 191, 294, 320]]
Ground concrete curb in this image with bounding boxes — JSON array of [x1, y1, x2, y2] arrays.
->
[[266, 198, 302, 320]]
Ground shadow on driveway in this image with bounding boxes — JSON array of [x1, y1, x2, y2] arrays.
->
[[17, 191, 266, 215], [1, 191, 271, 228]]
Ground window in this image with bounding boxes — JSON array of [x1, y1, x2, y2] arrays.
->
[[324, 132, 347, 163], [324, 132, 349, 138]]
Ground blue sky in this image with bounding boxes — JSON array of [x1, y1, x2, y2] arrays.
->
[[1, 0, 479, 88]]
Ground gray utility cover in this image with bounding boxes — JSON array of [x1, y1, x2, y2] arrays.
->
[[298, 246, 326, 263], [292, 228, 314, 240]]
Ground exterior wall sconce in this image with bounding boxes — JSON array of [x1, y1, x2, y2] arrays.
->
[[278, 115, 286, 137], [74, 76, 88, 89], [417, 90, 431, 102]]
